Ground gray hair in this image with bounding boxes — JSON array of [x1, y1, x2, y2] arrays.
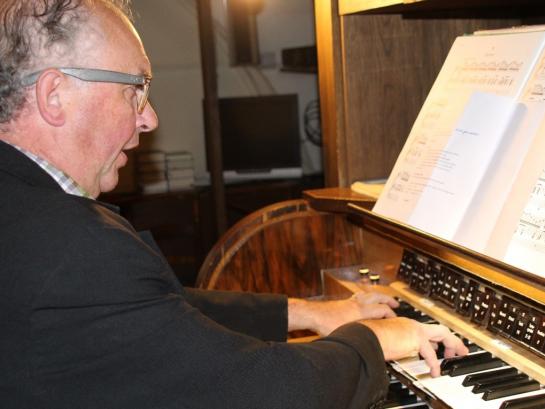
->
[[0, 0, 132, 125]]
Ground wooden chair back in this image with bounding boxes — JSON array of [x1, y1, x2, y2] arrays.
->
[[196, 199, 366, 298]]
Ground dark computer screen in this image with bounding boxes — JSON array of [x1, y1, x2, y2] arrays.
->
[[217, 94, 301, 172]]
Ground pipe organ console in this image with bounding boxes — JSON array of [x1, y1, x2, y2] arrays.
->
[[198, 190, 545, 408], [314, 198, 545, 409]]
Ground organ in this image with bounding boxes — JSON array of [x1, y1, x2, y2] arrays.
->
[[197, 188, 545, 408], [312, 190, 545, 408]]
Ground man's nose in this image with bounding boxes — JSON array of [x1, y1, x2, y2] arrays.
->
[[138, 102, 159, 132]]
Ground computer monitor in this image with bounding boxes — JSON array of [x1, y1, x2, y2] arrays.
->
[[216, 94, 302, 182]]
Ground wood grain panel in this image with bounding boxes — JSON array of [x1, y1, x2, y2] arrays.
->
[[340, 13, 521, 184], [314, 0, 346, 187], [196, 199, 369, 298]]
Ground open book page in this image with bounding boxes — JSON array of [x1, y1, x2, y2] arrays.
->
[[373, 30, 545, 246], [350, 180, 385, 200], [504, 171, 545, 278], [502, 60, 545, 276], [408, 92, 523, 240], [474, 24, 545, 35], [466, 50, 545, 258]]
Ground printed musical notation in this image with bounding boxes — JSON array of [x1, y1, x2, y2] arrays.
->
[[447, 58, 524, 91], [513, 173, 545, 251], [527, 61, 545, 102]]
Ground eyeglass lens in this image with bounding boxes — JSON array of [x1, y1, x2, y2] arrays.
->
[[137, 83, 150, 114]]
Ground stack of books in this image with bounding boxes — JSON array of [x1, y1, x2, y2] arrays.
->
[[165, 151, 195, 191], [136, 150, 168, 194], [136, 150, 195, 194]]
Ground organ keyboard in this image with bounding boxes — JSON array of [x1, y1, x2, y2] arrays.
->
[[312, 200, 545, 409]]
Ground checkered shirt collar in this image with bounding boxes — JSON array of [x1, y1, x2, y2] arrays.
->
[[9, 143, 92, 198]]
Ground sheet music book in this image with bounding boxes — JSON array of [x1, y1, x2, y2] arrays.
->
[[371, 28, 545, 277], [350, 179, 385, 200]]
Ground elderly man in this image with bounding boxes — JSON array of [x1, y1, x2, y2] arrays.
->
[[0, 1, 467, 408]]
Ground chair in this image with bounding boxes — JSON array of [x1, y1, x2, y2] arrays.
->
[[196, 199, 367, 298]]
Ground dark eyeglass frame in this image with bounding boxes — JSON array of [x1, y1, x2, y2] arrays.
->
[[21, 67, 152, 114]]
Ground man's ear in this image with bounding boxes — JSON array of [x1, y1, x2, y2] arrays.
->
[[35, 69, 66, 127]]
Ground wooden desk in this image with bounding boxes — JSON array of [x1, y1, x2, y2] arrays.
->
[[303, 187, 375, 213]]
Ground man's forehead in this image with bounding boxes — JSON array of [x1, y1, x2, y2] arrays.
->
[[88, 2, 152, 75]]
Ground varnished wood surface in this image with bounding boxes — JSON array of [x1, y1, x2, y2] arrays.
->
[[347, 203, 545, 304], [196, 0, 227, 235], [340, 12, 521, 184], [196, 199, 370, 298], [314, 0, 345, 187], [340, 0, 545, 15], [303, 187, 375, 213]]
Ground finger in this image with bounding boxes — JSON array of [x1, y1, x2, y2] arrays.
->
[[380, 305, 397, 319], [384, 296, 400, 308], [425, 325, 469, 358], [419, 340, 441, 377], [373, 293, 399, 308], [357, 292, 399, 308], [443, 342, 469, 359]]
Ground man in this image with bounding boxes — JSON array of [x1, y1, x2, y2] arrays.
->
[[0, 1, 467, 408]]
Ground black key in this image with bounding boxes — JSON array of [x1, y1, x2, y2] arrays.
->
[[482, 379, 540, 401], [384, 386, 418, 408], [392, 301, 434, 323], [402, 309, 427, 321], [414, 313, 434, 323], [440, 352, 492, 375], [421, 334, 468, 360], [435, 343, 446, 360], [467, 343, 482, 353], [388, 381, 404, 392], [386, 386, 412, 399], [382, 394, 418, 408], [463, 367, 518, 386], [461, 337, 482, 353], [450, 356, 506, 376], [472, 374, 529, 393], [393, 301, 414, 315], [500, 392, 545, 408]]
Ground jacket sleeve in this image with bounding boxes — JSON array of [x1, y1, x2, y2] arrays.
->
[[183, 287, 288, 342], [25, 200, 390, 409], [137, 229, 289, 341]]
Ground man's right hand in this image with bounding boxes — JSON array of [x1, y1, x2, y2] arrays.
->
[[361, 317, 469, 377]]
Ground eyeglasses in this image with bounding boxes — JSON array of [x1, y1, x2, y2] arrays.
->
[[21, 67, 152, 114]]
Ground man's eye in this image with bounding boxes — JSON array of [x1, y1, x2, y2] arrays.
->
[[123, 87, 138, 102]]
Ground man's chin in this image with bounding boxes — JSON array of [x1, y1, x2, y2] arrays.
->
[[99, 173, 120, 196]]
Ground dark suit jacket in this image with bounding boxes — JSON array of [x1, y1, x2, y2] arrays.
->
[[0, 141, 389, 409]]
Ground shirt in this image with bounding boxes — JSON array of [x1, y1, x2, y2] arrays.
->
[[8, 142, 91, 198]]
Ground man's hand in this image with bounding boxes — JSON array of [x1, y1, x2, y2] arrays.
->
[[361, 317, 469, 377], [288, 292, 399, 336]]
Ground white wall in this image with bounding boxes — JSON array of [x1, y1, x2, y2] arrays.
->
[[124, 0, 320, 190]]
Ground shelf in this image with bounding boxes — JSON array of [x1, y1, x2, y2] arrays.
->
[[339, 0, 545, 16], [280, 46, 317, 73], [280, 66, 317, 74]]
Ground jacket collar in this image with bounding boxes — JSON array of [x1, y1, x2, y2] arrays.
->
[[0, 139, 63, 192], [0, 140, 120, 214]]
